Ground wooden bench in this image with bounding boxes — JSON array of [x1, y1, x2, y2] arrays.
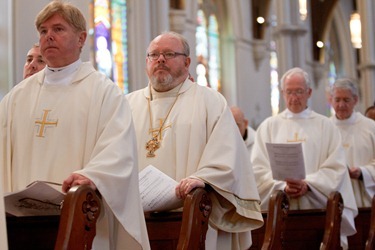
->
[[347, 206, 372, 249], [260, 190, 289, 250], [365, 195, 375, 250], [6, 185, 101, 250], [251, 191, 343, 250], [55, 185, 101, 250], [145, 187, 212, 250]]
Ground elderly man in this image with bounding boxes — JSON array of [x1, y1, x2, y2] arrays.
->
[[126, 31, 263, 250], [330, 78, 375, 208], [0, 1, 149, 249], [251, 67, 357, 249]]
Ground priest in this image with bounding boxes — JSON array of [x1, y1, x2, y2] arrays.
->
[[0, 1, 149, 249], [251, 67, 358, 249], [329, 78, 375, 208], [127, 31, 263, 250]]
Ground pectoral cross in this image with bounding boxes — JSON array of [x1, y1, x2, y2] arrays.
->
[[148, 119, 172, 140], [287, 132, 306, 142], [146, 119, 172, 157], [35, 110, 58, 137]]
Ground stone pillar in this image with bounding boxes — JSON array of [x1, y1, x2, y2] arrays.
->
[[357, 0, 375, 108]]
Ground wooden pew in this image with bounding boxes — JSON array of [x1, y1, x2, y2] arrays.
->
[[251, 191, 343, 250], [145, 187, 212, 250], [55, 185, 101, 250], [6, 185, 101, 250], [320, 191, 343, 249], [260, 190, 289, 250], [365, 195, 375, 250]]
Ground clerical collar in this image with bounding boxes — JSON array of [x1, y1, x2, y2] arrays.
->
[[284, 108, 311, 119], [44, 59, 82, 86], [333, 111, 357, 125], [150, 82, 183, 100]]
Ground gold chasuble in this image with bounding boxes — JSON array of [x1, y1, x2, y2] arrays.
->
[[127, 79, 263, 250], [0, 62, 150, 250]]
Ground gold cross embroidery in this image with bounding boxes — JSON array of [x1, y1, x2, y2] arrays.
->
[[287, 132, 306, 142], [148, 118, 172, 140], [343, 143, 350, 148], [35, 110, 58, 137]]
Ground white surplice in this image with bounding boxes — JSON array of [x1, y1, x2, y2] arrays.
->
[[127, 79, 263, 250], [245, 126, 256, 157], [331, 112, 375, 207], [251, 108, 358, 248], [0, 62, 150, 250]]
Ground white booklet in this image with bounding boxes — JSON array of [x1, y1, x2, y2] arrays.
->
[[4, 181, 64, 217], [266, 142, 306, 181], [139, 165, 183, 212]]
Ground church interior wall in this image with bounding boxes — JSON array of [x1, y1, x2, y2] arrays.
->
[[0, 0, 12, 99], [0, 0, 374, 124]]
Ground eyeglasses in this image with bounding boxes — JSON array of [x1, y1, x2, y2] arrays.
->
[[284, 89, 308, 97], [147, 51, 187, 61]]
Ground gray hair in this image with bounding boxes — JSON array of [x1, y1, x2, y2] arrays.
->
[[149, 31, 190, 56], [330, 78, 359, 97], [280, 67, 311, 90]]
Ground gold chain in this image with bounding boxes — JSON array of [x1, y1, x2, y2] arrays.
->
[[146, 83, 183, 157]]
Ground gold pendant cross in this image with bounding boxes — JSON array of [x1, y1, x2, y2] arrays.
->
[[146, 136, 160, 157]]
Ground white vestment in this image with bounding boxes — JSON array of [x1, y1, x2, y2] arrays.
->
[[251, 108, 358, 248], [127, 79, 263, 250], [0, 62, 150, 250], [331, 112, 375, 207], [245, 126, 256, 157]]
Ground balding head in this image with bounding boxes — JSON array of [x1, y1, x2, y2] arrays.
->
[[230, 106, 248, 138]]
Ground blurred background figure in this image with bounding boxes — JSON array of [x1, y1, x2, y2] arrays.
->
[[23, 43, 46, 79], [230, 106, 256, 156], [330, 78, 375, 208], [365, 102, 375, 121]]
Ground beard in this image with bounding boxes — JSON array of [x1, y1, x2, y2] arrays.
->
[[149, 66, 184, 92]]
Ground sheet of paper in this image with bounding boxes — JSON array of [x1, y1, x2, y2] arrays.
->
[[139, 165, 183, 212], [266, 142, 306, 181], [4, 181, 64, 216]]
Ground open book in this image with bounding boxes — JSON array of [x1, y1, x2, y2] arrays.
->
[[4, 181, 65, 217], [266, 142, 306, 181], [139, 165, 183, 212]]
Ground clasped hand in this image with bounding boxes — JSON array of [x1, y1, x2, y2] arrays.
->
[[284, 178, 308, 198]]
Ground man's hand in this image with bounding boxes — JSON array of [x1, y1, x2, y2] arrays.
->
[[284, 178, 308, 198], [348, 166, 362, 179], [62, 173, 97, 193], [175, 177, 205, 199]]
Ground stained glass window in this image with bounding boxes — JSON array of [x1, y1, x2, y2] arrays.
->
[[195, 8, 221, 91], [90, 0, 128, 93]]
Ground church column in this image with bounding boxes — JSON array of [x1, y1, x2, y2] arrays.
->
[[175, 0, 199, 81], [273, 0, 307, 76], [0, 0, 13, 99], [272, 0, 309, 111], [357, 0, 375, 107]]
